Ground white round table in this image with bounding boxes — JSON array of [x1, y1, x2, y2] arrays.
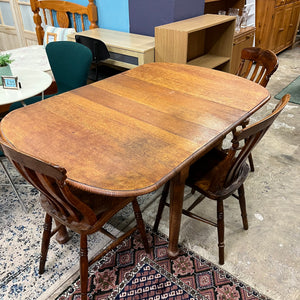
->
[[0, 68, 52, 106]]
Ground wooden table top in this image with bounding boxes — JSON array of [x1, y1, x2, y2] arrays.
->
[[0, 63, 270, 197]]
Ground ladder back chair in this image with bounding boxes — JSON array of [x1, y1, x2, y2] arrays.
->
[[236, 47, 279, 171], [30, 0, 98, 45], [236, 47, 279, 88], [154, 94, 290, 265], [0, 139, 150, 300]]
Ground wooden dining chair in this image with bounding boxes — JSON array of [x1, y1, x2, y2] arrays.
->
[[236, 47, 279, 172], [236, 47, 279, 88], [0, 139, 150, 300], [154, 94, 290, 265]]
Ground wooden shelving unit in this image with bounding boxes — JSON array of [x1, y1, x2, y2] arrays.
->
[[155, 14, 236, 72]]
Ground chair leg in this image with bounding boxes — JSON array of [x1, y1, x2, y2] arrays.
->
[[95, 64, 99, 81], [153, 181, 170, 232], [238, 184, 248, 230], [132, 198, 150, 253], [80, 234, 88, 300], [0, 159, 27, 212], [217, 200, 225, 265], [39, 213, 52, 274], [54, 220, 70, 244], [248, 153, 255, 172]]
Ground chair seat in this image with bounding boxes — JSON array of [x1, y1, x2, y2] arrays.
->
[[39, 190, 135, 234], [186, 148, 250, 200]]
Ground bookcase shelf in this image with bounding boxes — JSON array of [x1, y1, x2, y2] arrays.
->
[[187, 54, 230, 68], [155, 14, 236, 72]]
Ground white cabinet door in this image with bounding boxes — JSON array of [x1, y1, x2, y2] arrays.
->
[[0, 0, 36, 50]]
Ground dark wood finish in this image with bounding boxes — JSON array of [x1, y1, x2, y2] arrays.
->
[[0, 139, 149, 300], [30, 0, 98, 45], [236, 47, 279, 171], [0, 62, 270, 258], [154, 94, 290, 264], [236, 47, 279, 88]]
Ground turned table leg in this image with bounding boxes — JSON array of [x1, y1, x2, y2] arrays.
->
[[167, 168, 189, 258]]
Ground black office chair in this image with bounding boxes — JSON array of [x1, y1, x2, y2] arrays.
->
[[75, 35, 111, 81]]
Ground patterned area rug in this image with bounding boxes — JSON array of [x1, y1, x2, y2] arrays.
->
[[55, 228, 272, 300]]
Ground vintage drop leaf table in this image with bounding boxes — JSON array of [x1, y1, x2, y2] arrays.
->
[[0, 62, 270, 257]]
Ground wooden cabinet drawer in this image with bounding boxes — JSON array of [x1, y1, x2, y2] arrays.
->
[[233, 31, 255, 45]]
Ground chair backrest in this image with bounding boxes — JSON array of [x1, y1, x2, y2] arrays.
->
[[236, 47, 279, 87], [30, 0, 98, 45], [0, 138, 98, 226], [75, 35, 110, 63], [223, 94, 290, 187], [46, 41, 92, 94]]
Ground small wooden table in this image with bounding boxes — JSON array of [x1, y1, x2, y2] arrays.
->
[[68, 28, 155, 69], [0, 63, 270, 257]]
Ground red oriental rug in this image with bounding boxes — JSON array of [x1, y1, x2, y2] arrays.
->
[[56, 227, 272, 300]]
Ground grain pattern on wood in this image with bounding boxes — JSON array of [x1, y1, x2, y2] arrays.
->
[[0, 63, 270, 197]]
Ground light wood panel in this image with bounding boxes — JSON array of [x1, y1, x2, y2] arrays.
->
[[256, 0, 300, 53], [68, 28, 155, 69], [155, 14, 235, 72], [0, 25, 20, 50], [230, 26, 255, 73]]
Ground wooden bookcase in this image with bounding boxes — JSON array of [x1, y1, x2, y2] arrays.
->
[[155, 14, 236, 72]]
